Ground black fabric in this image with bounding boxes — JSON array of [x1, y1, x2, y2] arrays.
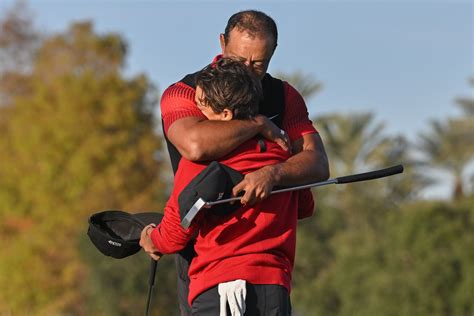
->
[[260, 73, 285, 129], [87, 210, 163, 259], [180, 70, 200, 89], [191, 283, 291, 316], [175, 243, 195, 316], [162, 121, 182, 175], [178, 161, 244, 221]]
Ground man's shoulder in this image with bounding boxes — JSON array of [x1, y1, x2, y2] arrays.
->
[[179, 70, 201, 89], [162, 65, 208, 97], [162, 81, 195, 98], [262, 73, 285, 89]]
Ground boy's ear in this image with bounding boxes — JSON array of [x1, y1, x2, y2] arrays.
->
[[221, 109, 233, 121]]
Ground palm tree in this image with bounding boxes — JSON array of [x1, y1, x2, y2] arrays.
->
[[315, 112, 427, 203], [418, 78, 474, 200], [315, 112, 392, 174], [277, 70, 427, 201], [275, 70, 322, 99], [419, 118, 473, 200], [454, 77, 474, 116]]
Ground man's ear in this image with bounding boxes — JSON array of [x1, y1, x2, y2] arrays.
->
[[221, 109, 233, 121], [219, 33, 226, 53]]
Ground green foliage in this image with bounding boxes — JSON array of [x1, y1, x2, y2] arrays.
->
[[78, 235, 179, 316], [0, 19, 175, 315], [418, 78, 474, 199], [293, 108, 473, 315], [293, 197, 474, 316]]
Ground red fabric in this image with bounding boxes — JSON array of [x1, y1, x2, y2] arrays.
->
[[160, 82, 205, 133], [150, 140, 313, 305], [282, 82, 318, 141], [297, 189, 314, 219], [159, 55, 318, 140]]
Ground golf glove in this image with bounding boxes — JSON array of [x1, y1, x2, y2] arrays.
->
[[218, 279, 246, 316]]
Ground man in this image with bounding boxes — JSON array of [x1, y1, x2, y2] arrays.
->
[[160, 10, 329, 315], [141, 57, 315, 314]]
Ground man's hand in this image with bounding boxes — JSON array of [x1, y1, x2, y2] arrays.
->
[[256, 115, 291, 154], [139, 224, 162, 261], [231, 133, 329, 206], [232, 164, 279, 206]]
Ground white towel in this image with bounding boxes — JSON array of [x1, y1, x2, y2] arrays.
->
[[218, 279, 247, 316]]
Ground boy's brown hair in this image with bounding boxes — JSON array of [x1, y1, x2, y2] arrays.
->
[[196, 58, 262, 120]]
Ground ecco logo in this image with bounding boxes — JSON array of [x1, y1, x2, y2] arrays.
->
[[108, 240, 122, 247]]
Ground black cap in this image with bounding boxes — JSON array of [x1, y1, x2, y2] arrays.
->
[[87, 210, 163, 259], [178, 161, 244, 221]]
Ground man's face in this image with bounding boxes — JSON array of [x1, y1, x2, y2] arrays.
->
[[220, 29, 275, 80]]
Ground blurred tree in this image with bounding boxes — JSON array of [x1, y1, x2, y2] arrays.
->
[[0, 0, 38, 73], [419, 79, 474, 200], [276, 70, 322, 99], [454, 77, 474, 116], [315, 112, 387, 175], [315, 112, 426, 207], [0, 0, 39, 105], [0, 18, 176, 315], [292, 112, 427, 314], [296, 198, 474, 316]]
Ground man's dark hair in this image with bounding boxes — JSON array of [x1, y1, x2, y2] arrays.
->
[[223, 10, 278, 48], [196, 58, 262, 120]]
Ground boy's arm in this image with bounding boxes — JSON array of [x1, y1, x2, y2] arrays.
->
[[148, 202, 198, 255]]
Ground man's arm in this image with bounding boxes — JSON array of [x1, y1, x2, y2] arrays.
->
[[274, 133, 329, 185], [167, 115, 290, 161], [231, 81, 329, 205], [232, 133, 329, 205]]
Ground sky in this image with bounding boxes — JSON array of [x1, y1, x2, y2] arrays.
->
[[1, 0, 473, 198]]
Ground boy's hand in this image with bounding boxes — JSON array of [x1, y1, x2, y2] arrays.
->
[[140, 224, 162, 261]]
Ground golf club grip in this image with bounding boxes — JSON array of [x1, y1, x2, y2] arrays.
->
[[149, 259, 157, 286], [336, 164, 404, 184]]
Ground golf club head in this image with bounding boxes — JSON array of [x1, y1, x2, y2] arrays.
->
[[181, 198, 207, 229]]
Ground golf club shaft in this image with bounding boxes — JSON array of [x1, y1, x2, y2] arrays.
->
[[145, 259, 157, 316], [206, 164, 404, 206]]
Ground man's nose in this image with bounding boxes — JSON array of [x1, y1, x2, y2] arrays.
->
[[243, 60, 256, 72]]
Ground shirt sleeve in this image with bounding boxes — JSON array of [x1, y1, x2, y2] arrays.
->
[[297, 189, 315, 220], [282, 82, 318, 141], [160, 82, 206, 134], [150, 194, 198, 254]]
